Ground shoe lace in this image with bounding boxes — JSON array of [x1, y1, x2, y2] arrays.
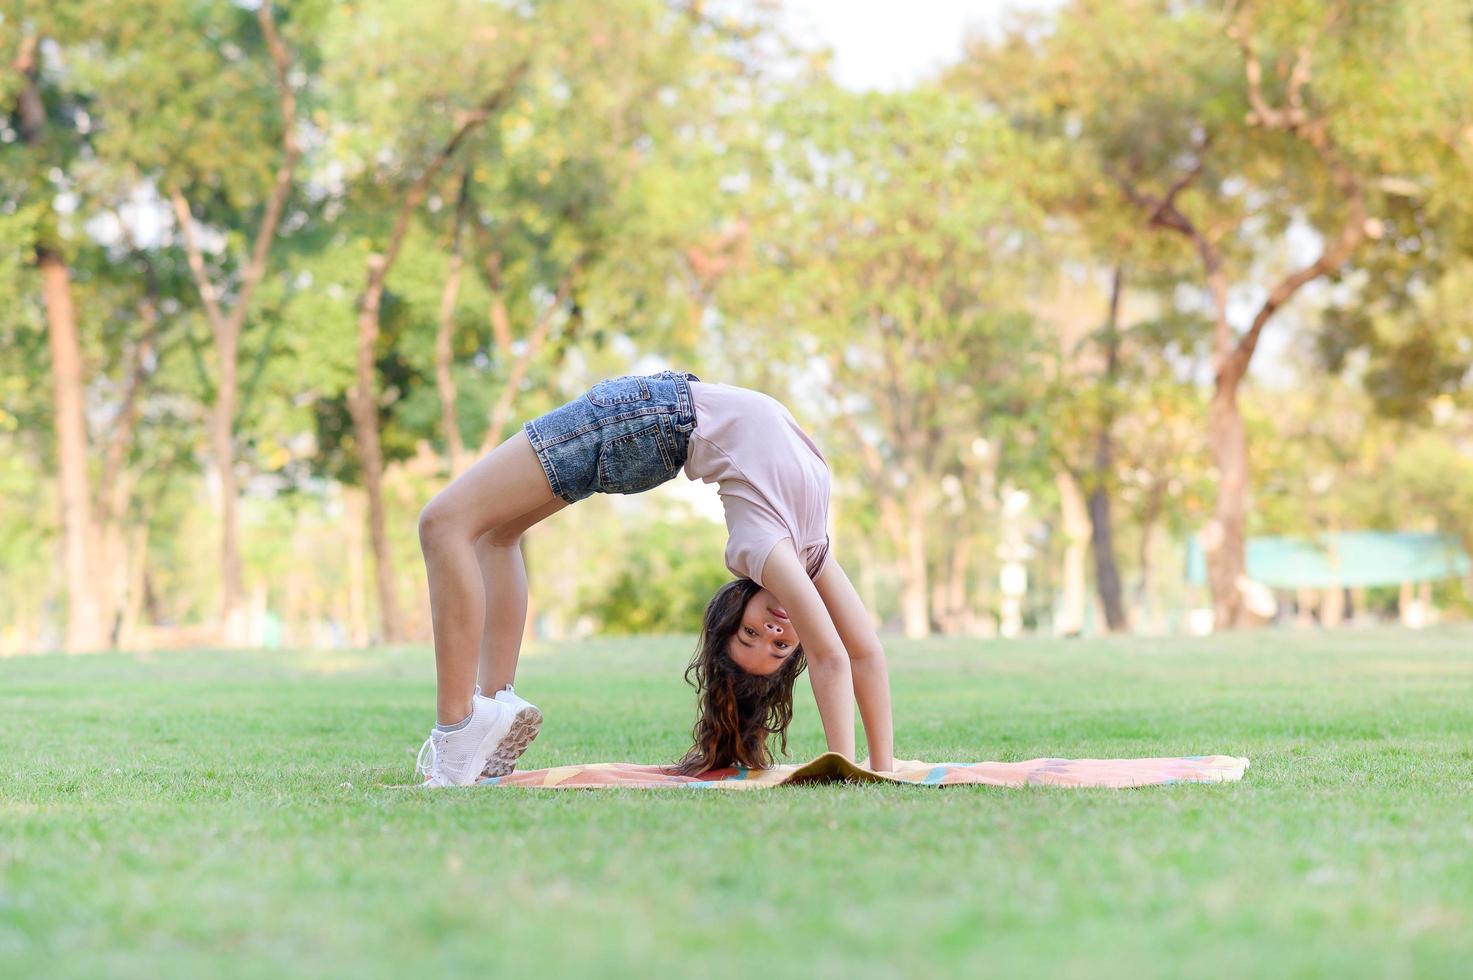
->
[[415, 735, 439, 782]]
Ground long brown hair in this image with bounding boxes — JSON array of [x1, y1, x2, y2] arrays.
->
[[669, 578, 807, 776]]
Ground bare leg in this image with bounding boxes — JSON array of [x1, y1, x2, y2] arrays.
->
[[475, 497, 569, 695], [418, 430, 559, 725]]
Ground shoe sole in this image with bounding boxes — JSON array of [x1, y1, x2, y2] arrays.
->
[[480, 706, 543, 779]]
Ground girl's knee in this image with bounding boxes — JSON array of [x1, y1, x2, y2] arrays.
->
[[417, 497, 459, 548]]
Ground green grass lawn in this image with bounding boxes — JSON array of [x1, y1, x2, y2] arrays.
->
[[3, 626, 1471, 979]]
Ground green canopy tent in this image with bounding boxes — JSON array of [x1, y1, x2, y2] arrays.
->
[[1185, 531, 1470, 589]]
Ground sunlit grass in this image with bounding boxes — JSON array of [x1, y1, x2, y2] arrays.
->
[[3, 626, 1471, 978]]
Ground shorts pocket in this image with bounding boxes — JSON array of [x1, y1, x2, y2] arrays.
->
[[596, 420, 674, 494], [586, 376, 652, 408]]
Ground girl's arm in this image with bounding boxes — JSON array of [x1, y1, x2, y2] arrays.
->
[[763, 540, 896, 770], [813, 555, 893, 772], [760, 540, 855, 761]]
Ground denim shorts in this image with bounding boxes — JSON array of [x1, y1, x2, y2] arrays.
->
[[523, 370, 701, 504]]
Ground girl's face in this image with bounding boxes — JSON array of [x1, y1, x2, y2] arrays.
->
[[726, 588, 800, 676]]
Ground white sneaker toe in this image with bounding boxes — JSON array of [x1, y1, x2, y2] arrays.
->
[[415, 691, 515, 787]]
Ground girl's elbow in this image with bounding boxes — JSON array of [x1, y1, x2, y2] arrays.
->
[[803, 645, 848, 668], [845, 639, 886, 663]]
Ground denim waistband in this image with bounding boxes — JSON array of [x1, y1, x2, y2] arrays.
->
[[654, 370, 700, 433]]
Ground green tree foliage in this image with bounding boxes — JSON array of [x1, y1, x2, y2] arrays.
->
[[709, 81, 1057, 635], [1, 0, 1469, 648], [952, 0, 1472, 627], [579, 516, 731, 635]]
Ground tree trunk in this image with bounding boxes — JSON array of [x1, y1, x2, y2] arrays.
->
[[211, 336, 248, 644], [1320, 584, 1345, 628], [97, 421, 149, 645], [97, 503, 130, 647], [117, 522, 150, 650], [1054, 469, 1091, 636], [344, 484, 370, 647], [1204, 380, 1249, 630], [1417, 580, 1433, 622], [1132, 481, 1165, 633], [1196, 234, 1248, 632], [39, 251, 106, 652], [1087, 264, 1128, 631], [349, 264, 405, 643], [19, 37, 105, 652], [898, 488, 931, 639], [1297, 586, 1320, 628], [937, 538, 969, 635], [1087, 481, 1127, 631]]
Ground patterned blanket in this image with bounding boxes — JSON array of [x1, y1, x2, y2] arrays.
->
[[477, 751, 1249, 789]]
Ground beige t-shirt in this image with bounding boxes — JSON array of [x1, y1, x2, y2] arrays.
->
[[682, 380, 831, 588]]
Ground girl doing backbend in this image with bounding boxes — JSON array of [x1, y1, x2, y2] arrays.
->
[[413, 369, 894, 785]]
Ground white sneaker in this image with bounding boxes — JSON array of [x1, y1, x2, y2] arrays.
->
[[415, 688, 515, 787], [478, 684, 543, 779]]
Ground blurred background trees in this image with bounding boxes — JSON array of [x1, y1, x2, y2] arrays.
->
[[3, 0, 1470, 652]]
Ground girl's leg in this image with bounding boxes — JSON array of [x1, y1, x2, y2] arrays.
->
[[418, 429, 560, 725], [474, 496, 569, 695]]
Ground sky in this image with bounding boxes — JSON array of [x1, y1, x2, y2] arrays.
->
[[779, 0, 1065, 91]]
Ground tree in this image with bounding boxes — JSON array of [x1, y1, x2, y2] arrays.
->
[[345, 64, 528, 643], [959, 0, 1460, 628], [7, 21, 106, 650], [1034, 265, 1135, 634], [946, 14, 1220, 636], [167, 2, 300, 645], [313, 0, 536, 640], [307, 0, 771, 638], [73, 0, 313, 644], [714, 84, 1054, 637]]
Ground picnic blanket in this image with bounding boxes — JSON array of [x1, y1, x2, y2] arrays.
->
[[477, 751, 1249, 789]]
